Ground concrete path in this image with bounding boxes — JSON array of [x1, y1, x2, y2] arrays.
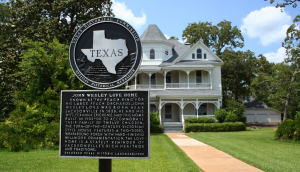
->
[[166, 133, 264, 172]]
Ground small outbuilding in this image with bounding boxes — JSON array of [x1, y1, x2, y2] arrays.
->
[[243, 96, 281, 123]]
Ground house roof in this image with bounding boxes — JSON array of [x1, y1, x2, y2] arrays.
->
[[163, 40, 190, 63], [243, 96, 270, 109], [140, 24, 167, 41], [173, 40, 224, 64], [150, 89, 221, 98]]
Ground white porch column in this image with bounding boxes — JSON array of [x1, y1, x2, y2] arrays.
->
[[209, 70, 212, 89], [181, 99, 184, 123], [164, 70, 170, 90], [148, 73, 152, 89], [159, 98, 162, 125], [196, 99, 199, 118], [134, 74, 137, 89], [183, 70, 191, 89]]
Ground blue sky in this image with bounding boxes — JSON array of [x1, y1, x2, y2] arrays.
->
[[111, 0, 299, 63]]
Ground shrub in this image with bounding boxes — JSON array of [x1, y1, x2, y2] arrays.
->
[[150, 123, 163, 133], [150, 112, 163, 133], [224, 100, 246, 124], [214, 109, 227, 123], [150, 111, 160, 125], [184, 117, 216, 123], [184, 122, 246, 133], [295, 111, 300, 120], [224, 111, 238, 122], [274, 119, 300, 141]]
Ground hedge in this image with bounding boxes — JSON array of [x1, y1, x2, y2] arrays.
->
[[184, 117, 216, 123], [150, 112, 163, 133], [150, 123, 164, 133], [184, 122, 246, 133]]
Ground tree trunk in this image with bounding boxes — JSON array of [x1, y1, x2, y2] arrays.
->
[[283, 70, 299, 121], [283, 86, 291, 121]]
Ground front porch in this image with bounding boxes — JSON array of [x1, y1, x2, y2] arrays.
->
[[150, 98, 220, 127]]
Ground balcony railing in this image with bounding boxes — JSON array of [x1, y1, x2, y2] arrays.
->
[[166, 83, 211, 89], [127, 82, 212, 90]]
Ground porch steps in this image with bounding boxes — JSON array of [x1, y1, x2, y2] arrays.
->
[[163, 122, 184, 133]]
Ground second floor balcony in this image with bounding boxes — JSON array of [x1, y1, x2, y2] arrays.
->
[[126, 70, 213, 90]]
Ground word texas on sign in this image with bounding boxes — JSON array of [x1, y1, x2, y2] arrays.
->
[[69, 17, 142, 89]]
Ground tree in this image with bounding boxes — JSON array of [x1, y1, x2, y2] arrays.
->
[[262, 0, 300, 120], [0, 39, 87, 151], [168, 36, 179, 40], [251, 63, 300, 120], [266, 0, 300, 8], [0, 0, 113, 118], [182, 20, 244, 55], [221, 48, 274, 101]]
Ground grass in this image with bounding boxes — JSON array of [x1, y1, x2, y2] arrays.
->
[[0, 134, 201, 172], [187, 128, 300, 172]]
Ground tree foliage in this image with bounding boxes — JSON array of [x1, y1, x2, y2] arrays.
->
[[0, 0, 113, 118], [257, 0, 300, 120], [0, 39, 86, 151], [182, 20, 244, 55], [168, 36, 179, 40]]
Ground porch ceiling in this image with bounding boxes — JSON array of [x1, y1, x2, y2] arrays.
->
[[162, 64, 214, 70], [150, 89, 221, 98], [138, 65, 162, 72]]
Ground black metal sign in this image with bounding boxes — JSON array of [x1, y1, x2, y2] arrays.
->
[[69, 17, 142, 89], [60, 90, 149, 159]]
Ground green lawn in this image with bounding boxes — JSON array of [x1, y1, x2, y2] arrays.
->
[[0, 134, 201, 172], [188, 128, 300, 172]]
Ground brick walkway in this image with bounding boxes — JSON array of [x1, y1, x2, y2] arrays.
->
[[166, 133, 264, 172]]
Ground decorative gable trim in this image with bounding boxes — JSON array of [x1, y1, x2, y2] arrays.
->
[[174, 40, 224, 64]]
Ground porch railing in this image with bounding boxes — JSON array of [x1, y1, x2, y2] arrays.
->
[[127, 83, 212, 90]]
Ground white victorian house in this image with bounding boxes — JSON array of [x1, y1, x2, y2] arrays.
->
[[126, 25, 224, 131]]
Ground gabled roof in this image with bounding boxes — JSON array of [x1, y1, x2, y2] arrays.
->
[[140, 24, 167, 41], [173, 40, 224, 64], [243, 96, 270, 109]]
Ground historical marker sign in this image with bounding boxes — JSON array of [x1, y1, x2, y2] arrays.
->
[[60, 90, 149, 159], [69, 17, 142, 89]]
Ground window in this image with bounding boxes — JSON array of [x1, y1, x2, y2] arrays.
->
[[165, 105, 172, 119], [151, 74, 156, 85], [197, 48, 202, 59], [197, 103, 207, 115], [166, 72, 171, 83], [196, 71, 202, 83], [192, 53, 195, 59], [204, 53, 207, 59], [150, 49, 155, 59]]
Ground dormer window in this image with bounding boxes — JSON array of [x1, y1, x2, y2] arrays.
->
[[204, 53, 207, 59], [150, 49, 155, 59], [197, 49, 202, 59]]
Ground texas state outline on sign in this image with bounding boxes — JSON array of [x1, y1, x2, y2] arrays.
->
[[81, 30, 129, 74]]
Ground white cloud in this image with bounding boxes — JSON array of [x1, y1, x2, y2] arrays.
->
[[164, 34, 186, 44], [241, 6, 292, 46], [264, 47, 287, 63], [164, 34, 170, 40], [111, 0, 146, 30]]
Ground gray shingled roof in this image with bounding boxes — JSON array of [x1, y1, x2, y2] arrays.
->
[[243, 96, 270, 109], [150, 89, 221, 98], [140, 25, 167, 41], [162, 40, 190, 63]]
